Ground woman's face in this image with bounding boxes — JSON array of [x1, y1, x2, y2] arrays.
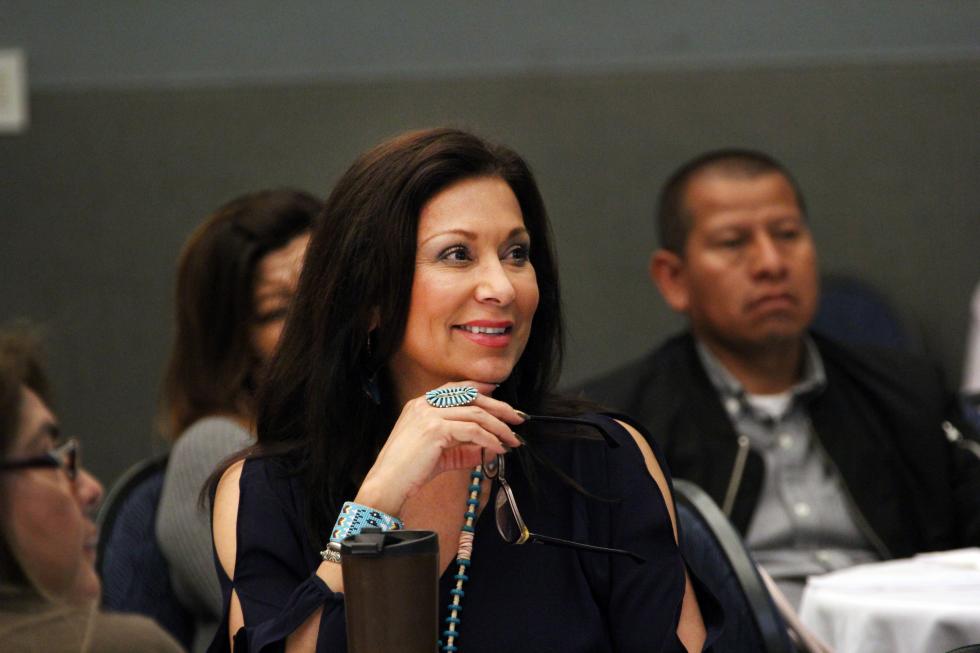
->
[[0, 387, 103, 602], [389, 176, 540, 403], [250, 232, 311, 364]]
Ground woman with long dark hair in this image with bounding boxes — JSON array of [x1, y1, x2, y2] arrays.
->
[[155, 189, 322, 650], [209, 129, 719, 652]]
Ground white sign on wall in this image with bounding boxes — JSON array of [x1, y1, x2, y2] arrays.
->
[[0, 49, 28, 133]]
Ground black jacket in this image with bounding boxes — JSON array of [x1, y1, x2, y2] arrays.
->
[[582, 331, 980, 558]]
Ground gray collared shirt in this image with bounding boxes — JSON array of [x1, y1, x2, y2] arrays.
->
[[696, 338, 879, 607]]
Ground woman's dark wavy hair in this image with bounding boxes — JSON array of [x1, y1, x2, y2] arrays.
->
[[216, 128, 583, 542], [0, 323, 52, 588], [160, 189, 322, 440]]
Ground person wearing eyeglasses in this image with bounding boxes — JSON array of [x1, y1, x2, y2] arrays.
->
[[207, 129, 722, 653], [0, 325, 183, 652], [154, 189, 322, 651]]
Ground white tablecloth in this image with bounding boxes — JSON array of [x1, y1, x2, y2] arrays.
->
[[799, 549, 980, 653]]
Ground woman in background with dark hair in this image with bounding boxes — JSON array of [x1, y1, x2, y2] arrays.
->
[[156, 189, 322, 651], [0, 324, 183, 652], [210, 129, 719, 652]]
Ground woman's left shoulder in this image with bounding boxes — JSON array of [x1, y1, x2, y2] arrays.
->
[[576, 412, 674, 502], [577, 412, 663, 460], [610, 417, 655, 458], [165, 416, 253, 479]]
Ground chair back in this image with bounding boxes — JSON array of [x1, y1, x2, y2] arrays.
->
[[812, 274, 921, 352], [674, 478, 793, 653], [96, 454, 194, 649]]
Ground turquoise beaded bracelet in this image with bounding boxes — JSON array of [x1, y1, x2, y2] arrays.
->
[[321, 501, 404, 563]]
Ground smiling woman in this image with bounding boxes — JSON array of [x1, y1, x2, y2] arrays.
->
[[206, 128, 721, 652], [389, 176, 540, 403], [0, 325, 182, 652]]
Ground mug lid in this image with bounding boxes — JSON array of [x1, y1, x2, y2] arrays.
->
[[340, 529, 439, 558]]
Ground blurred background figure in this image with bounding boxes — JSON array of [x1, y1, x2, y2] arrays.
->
[[156, 188, 322, 651], [0, 323, 183, 652], [963, 280, 980, 429], [583, 149, 980, 608], [95, 190, 321, 651]]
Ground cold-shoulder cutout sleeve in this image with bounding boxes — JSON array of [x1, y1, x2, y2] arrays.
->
[[207, 458, 346, 653], [580, 413, 722, 652], [613, 417, 681, 542]]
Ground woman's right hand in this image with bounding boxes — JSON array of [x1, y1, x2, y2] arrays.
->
[[353, 381, 524, 517]]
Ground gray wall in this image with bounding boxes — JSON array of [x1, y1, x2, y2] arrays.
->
[[5, 2, 979, 86], [2, 4, 979, 486]]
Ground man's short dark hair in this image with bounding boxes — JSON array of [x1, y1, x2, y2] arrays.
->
[[656, 148, 807, 255]]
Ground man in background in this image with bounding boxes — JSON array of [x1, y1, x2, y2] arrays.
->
[[583, 149, 980, 605]]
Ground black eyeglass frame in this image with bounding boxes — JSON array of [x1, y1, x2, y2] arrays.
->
[[0, 438, 79, 481], [485, 414, 646, 564]]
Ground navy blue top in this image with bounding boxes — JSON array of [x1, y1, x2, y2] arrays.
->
[[209, 414, 722, 652]]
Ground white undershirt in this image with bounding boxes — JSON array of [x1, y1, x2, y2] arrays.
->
[[745, 391, 793, 421]]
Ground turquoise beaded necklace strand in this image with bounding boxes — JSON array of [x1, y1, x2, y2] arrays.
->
[[440, 464, 483, 652]]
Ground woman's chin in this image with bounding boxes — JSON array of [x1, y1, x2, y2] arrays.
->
[[466, 373, 510, 390], [68, 566, 102, 604], [464, 360, 517, 386]]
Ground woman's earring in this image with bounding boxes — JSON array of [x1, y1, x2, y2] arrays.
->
[[363, 373, 381, 405], [362, 331, 381, 405]]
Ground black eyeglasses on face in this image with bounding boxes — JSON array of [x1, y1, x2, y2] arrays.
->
[[485, 414, 645, 564], [0, 438, 79, 481]]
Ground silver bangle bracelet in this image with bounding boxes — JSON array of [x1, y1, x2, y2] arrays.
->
[[320, 541, 342, 564]]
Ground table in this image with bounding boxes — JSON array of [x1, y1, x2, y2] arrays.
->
[[799, 548, 980, 653]]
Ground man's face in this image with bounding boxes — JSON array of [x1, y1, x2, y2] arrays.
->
[[656, 171, 819, 354]]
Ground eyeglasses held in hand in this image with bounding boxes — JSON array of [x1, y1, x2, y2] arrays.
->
[[485, 415, 645, 564], [0, 438, 79, 481]]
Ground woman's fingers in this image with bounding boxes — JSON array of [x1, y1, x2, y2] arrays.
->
[[444, 421, 508, 454], [442, 405, 521, 448], [420, 381, 524, 449], [433, 380, 526, 425], [473, 393, 526, 426], [361, 382, 522, 513]]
